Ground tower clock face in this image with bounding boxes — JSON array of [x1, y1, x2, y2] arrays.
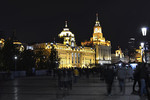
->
[[95, 28, 98, 32]]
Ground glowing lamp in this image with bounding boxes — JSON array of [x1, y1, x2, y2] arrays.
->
[[14, 55, 18, 60], [141, 42, 144, 48], [141, 27, 147, 36]]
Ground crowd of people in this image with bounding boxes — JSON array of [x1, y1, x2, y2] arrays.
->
[[55, 63, 150, 99], [103, 63, 150, 99]]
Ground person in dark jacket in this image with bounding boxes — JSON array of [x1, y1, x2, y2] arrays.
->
[[104, 65, 115, 96], [132, 64, 141, 94], [117, 63, 126, 95], [139, 63, 149, 97]]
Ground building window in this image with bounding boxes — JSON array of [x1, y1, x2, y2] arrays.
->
[[75, 53, 77, 63], [69, 58, 70, 64], [78, 53, 80, 63]]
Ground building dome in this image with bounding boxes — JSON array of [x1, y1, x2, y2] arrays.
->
[[59, 21, 74, 38]]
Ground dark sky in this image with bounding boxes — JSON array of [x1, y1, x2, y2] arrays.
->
[[0, 0, 150, 51]]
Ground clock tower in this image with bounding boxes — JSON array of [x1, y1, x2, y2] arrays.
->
[[93, 13, 103, 42], [81, 13, 111, 64]]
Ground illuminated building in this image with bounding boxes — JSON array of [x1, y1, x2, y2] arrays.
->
[[34, 21, 95, 68], [13, 41, 24, 52], [135, 46, 142, 62], [116, 47, 124, 58], [0, 38, 24, 52], [0, 38, 5, 49], [112, 47, 129, 63], [58, 21, 76, 47], [81, 13, 111, 64]]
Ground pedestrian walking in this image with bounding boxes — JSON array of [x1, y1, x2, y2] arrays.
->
[[67, 69, 73, 90], [73, 68, 79, 83], [139, 63, 148, 98], [63, 69, 68, 90], [117, 63, 126, 95], [132, 64, 141, 94], [104, 65, 115, 96], [127, 66, 133, 81], [147, 63, 150, 100], [57, 69, 63, 90]]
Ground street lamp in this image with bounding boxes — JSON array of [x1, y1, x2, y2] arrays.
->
[[141, 27, 147, 36], [141, 27, 147, 63], [14, 55, 18, 77]]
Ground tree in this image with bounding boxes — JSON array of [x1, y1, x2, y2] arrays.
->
[[18, 50, 35, 75], [34, 48, 49, 70], [0, 49, 4, 71], [48, 45, 60, 70], [1, 38, 15, 71]]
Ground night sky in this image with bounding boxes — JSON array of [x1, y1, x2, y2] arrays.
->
[[0, 0, 150, 51]]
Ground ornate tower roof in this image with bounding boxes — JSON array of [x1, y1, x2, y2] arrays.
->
[[95, 13, 100, 26], [59, 21, 74, 38], [58, 21, 76, 46]]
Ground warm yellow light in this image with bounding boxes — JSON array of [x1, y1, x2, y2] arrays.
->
[[13, 42, 22, 44]]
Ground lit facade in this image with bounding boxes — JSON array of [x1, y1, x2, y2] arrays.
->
[[111, 47, 129, 63], [0, 38, 24, 52], [116, 47, 124, 58], [81, 13, 111, 64], [0, 38, 5, 49], [135, 46, 142, 62], [33, 21, 95, 68], [13, 41, 25, 52]]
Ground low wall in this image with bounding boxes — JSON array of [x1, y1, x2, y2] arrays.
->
[[14, 71, 26, 77], [0, 71, 26, 80], [35, 70, 48, 76]]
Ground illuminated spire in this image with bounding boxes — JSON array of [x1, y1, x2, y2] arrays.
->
[[96, 13, 98, 21], [65, 21, 68, 28], [95, 13, 100, 26]]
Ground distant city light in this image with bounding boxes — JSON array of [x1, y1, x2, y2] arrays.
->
[[126, 64, 129, 67], [27, 46, 33, 50], [14, 55, 18, 60], [141, 42, 144, 48], [130, 63, 137, 69], [119, 63, 122, 66], [130, 38, 135, 40]]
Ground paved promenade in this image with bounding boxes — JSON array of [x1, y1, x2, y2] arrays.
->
[[0, 76, 145, 100]]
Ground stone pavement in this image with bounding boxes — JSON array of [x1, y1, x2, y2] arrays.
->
[[0, 76, 147, 100]]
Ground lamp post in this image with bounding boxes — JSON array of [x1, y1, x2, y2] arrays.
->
[[141, 27, 147, 63], [14, 55, 18, 77]]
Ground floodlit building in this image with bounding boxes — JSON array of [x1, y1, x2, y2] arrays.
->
[[0, 38, 5, 49], [13, 41, 25, 52], [0, 38, 24, 52], [116, 47, 124, 58], [81, 13, 111, 64], [112, 47, 129, 63], [33, 21, 95, 68], [135, 46, 142, 62]]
